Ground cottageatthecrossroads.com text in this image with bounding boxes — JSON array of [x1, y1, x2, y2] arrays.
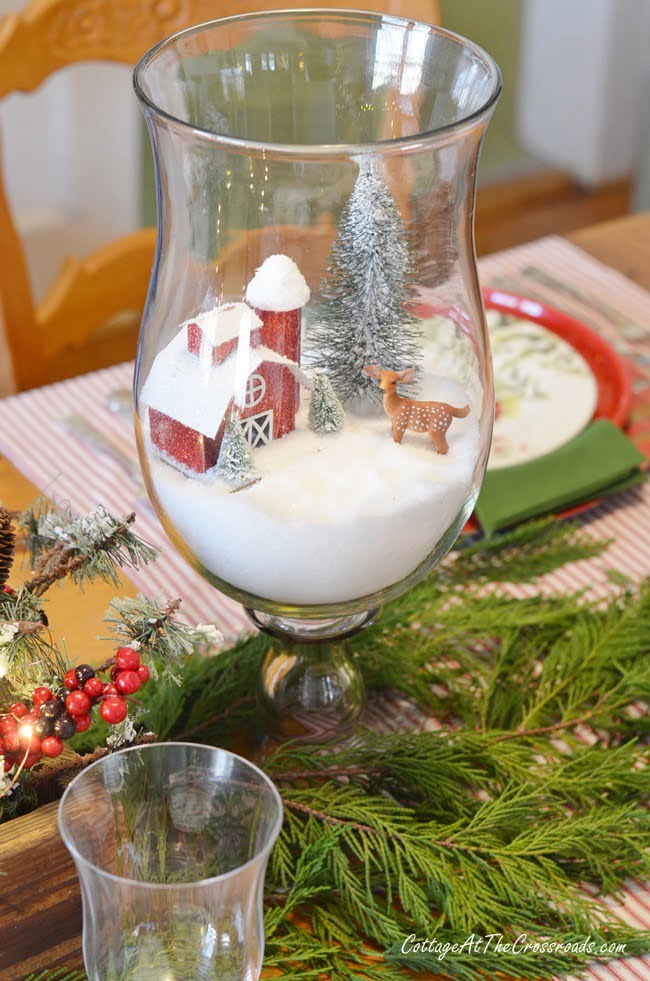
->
[[401, 934, 628, 961]]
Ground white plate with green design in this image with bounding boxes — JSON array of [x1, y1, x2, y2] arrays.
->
[[486, 310, 598, 470]]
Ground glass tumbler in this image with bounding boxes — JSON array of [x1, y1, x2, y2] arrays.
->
[[58, 742, 283, 980], [133, 10, 501, 740]]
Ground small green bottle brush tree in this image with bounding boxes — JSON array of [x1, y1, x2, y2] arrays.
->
[[0, 502, 221, 813]]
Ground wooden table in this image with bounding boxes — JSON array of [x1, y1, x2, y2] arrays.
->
[[1, 212, 649, 980]]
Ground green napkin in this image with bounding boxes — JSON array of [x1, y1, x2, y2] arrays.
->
[[475, 420, 646, 536]]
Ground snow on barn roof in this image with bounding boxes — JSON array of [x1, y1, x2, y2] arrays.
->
[[184, 303, 263, 346], [245, 254, 310, 312], [141, 329, 310, 438]]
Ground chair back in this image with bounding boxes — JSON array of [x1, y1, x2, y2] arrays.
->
[[0, 0, 441, 390]]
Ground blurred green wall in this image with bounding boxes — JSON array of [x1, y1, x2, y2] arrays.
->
[[141, 0, 531, 225]]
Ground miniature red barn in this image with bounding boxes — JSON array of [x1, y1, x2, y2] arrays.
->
[[142, 255, 311, 474]]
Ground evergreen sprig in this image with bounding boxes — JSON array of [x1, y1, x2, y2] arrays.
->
[[19, 502, 158, 594], [103, 594, 199, 685]]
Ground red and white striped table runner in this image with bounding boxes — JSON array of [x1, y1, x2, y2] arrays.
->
[[0, 235, 648, 977]]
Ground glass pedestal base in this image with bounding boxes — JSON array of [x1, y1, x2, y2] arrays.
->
[[248, 610, 377, 742]]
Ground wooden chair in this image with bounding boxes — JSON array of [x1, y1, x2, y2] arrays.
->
[[0, 0, 441, 391]]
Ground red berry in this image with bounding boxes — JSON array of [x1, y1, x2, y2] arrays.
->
[[2, 730, 20, 754], [19, 730, 42, 754], [116, 670, 141, 695], [2, 585, 15, 595], [100, 697, 128, 725], [3, 757, 13, 771], [23, 752, 42, 768], [64, 669, 79, 690], [74, 713, 91, 733], [0, 717, 16, 735], [103, 683, 118, 696], [66, 691, 91, 717], [41, 736, 64, 758], [21, 713, 40, 726], [9, 703, 28, 719], [32, 687, 53, 705], [115, 647, 140, 671], [136, 664, 150, 683], [84, 677, 104, 699]]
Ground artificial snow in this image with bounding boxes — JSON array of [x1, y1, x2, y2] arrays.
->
[[146, 374, 480, 606], [246, 254, 311, 312]]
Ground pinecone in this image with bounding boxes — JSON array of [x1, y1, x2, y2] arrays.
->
[[0, 507, 16, 588]]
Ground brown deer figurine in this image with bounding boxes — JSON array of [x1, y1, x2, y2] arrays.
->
[[363, 366, 470, 455]]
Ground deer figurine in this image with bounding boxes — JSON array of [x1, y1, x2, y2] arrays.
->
[[363, 366, 470, 455]]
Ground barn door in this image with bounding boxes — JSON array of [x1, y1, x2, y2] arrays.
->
[[241, 410, 273, 448]]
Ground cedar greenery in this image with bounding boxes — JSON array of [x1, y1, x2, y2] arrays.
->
[[7, 513, 650, 979]]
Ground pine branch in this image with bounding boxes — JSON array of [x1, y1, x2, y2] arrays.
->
[[21, 506, 157, 595], [0, 612, 68, 695], [26, 542, 87, 597], [103, 594, 196, 685]]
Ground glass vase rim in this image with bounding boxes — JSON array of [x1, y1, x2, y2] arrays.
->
[[57, 740, 284, 890], [133, 7, 502, 159]]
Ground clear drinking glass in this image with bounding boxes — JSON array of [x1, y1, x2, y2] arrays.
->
[[58, 742, 283, 980], [133, 11, 501, 739]]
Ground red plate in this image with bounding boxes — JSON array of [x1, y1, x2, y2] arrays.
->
[[462, 288, 632, 532], [482, 288, 631, 427]]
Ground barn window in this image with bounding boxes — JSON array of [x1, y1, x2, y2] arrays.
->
[[244, 373, 266, 408]]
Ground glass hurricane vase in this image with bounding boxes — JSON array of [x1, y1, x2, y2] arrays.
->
[[133, 10, 501, 741], [58, 743, 283, 981]]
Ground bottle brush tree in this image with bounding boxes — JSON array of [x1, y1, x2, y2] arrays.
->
[[308, 162, 422, 406], [216, 415, 258, 485], [308, 370, 345, 434]]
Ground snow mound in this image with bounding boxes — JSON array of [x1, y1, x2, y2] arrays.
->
[[246, 254, 310, 312], [147, 375, 481, 607]]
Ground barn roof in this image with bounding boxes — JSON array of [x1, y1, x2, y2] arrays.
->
[[141, 328, 310, 438], [185, 303, 263, 347]]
